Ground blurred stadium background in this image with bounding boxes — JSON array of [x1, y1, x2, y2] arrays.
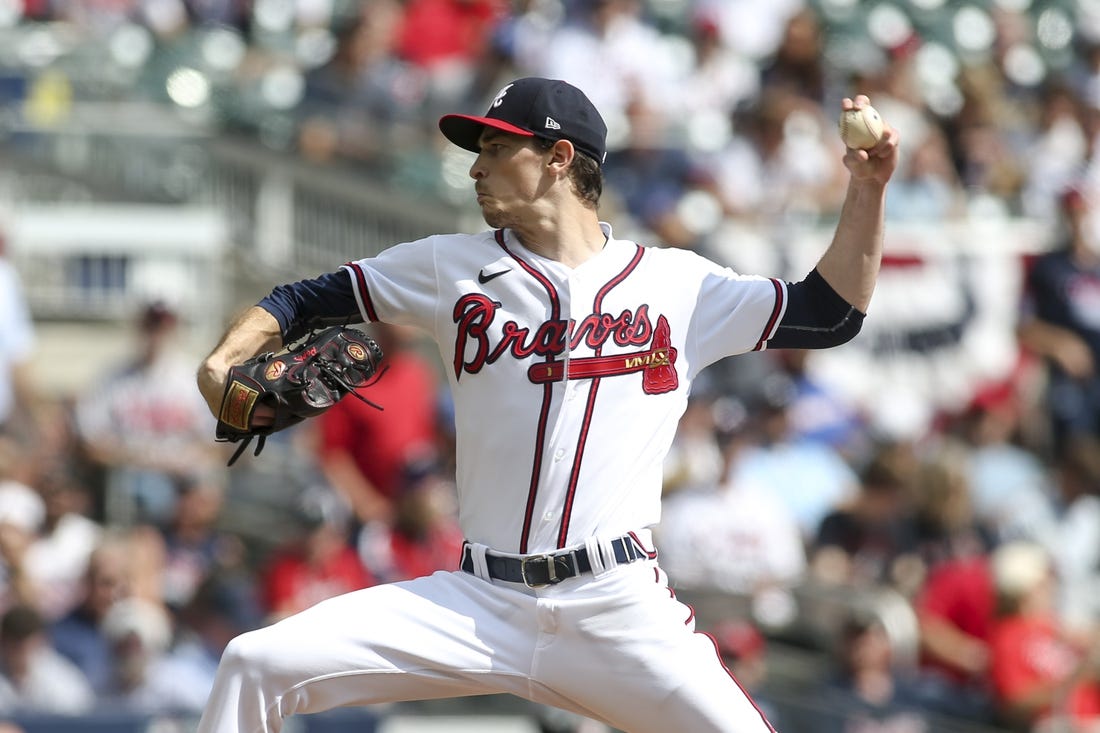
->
[[1, 0, 1098, 731]]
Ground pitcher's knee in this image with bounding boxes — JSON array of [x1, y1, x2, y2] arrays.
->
[[220, 627, 286, 680]]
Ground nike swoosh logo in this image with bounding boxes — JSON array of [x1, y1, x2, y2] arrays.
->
[[478, 268, 512, 284]]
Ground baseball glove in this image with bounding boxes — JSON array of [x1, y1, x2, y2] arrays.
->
[[215, 325, 384, 466]]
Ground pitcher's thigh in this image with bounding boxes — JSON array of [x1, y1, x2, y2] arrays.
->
[[218, 572, 539, 709], [639, 631, 774, 732], [560, 623, 772, 732], [539, 567, 775, 733]]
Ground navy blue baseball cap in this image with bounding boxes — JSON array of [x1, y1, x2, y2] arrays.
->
[[439, 77, 607, 165]]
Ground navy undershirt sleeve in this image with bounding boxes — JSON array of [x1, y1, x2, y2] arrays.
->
[[257, 270, 363, 344], [768, 268, 866, 349]]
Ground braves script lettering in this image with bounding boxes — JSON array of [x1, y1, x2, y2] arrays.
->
[[452, 294, 657, 379]]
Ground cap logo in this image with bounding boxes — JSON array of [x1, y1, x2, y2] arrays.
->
[[491, 84, 513, 109], [545, 117, 561, 130]]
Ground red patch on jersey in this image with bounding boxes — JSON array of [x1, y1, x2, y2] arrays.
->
[[641, 316, 678, 394]]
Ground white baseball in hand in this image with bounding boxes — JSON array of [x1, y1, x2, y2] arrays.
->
[[838, 104, 885, 150]]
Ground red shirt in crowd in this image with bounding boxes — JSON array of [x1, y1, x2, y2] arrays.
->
[[261, 544, 375, 618], [914, 554, 996, 683], [990, 614, 1100, 723], [389, 528, 463, 582], [396, 0, 504, 69], [318, 352, 440, 501]]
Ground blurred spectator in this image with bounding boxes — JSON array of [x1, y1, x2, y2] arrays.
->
[[21, 466, 102, 621], [0, 242, 38, 444], [1030, 435, 1100, 635], [51, 532, 135, 694], [297, 1, 427, 166], [706, 87, 847, 226], [845, 38, 934, 195], [0, 603, 94, 715], [535, 0, 679, 132], [811, 607, 933, 733], [99, 596, 175, 712], [19, 397, 85, 494], [884, 124, 965, 222], [356, 456, 463, 584], [909, 441, 995, 575], [1019, 79, 1089, 222], [727, 373, 859, 541], [987, 541, 1100, 731], [661, 390, 725, 497], [758, 6, 827, 105], [810, 442, 919, 591], [480, 0, 557, 88], [259, 487, 375, 623], [772, 349, 867, 459], [74, 301, 221, 526], [910, 549, 998, 722], [398, 0, 503, 70], [1017, 184, 1100, 452], [657, 407, 805, 600], [395, 0, 505, 115], [952, 68, 1026, 208], [317, 322, 440, 526], [142, 570, 261, 715], [54, 0, 144, 38], [146, 471, 243, 614], [0, 473, 45, 613], [890, 446, 1000, 713], [181, 0, 249, 30], [602, 98, 719, 249], [696, 0, 803, 64], [952, 372, 1057, 544], [671, 8, 759, 126]]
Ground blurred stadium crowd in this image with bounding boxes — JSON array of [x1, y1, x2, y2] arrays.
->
[[4, 0, 1100, 732]]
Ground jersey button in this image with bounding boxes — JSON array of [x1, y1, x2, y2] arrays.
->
[[553, 449, 565, 461], [543, 511, 554, 522]]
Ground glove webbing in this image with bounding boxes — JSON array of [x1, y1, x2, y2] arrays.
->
[[227, 434, 266, 467]]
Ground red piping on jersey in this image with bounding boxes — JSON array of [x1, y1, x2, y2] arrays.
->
[[702, 632, 778, 733], [752, 278, 784, 352], [627, 530, 658, 559], [647, 569, 776, 733], [556, 244, 646, 547], [345, 262, 379, 322], [494, 229, 561, 554]]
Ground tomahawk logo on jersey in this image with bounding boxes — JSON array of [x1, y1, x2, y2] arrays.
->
[[452, 294, 678, 393]]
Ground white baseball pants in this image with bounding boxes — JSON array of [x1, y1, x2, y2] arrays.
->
[[196, 554, 776, 733]]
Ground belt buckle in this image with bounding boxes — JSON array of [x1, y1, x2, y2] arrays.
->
[[520, 554, 557, 588]]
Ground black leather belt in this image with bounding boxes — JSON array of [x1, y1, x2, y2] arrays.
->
[[461, 535, 646, 588]]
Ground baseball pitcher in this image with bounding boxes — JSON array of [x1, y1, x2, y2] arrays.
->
[[195, 77, 899, 732]]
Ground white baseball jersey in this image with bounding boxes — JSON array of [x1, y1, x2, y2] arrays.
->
[[343, 223, 787, 554], [198, 222, 788, 733]]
